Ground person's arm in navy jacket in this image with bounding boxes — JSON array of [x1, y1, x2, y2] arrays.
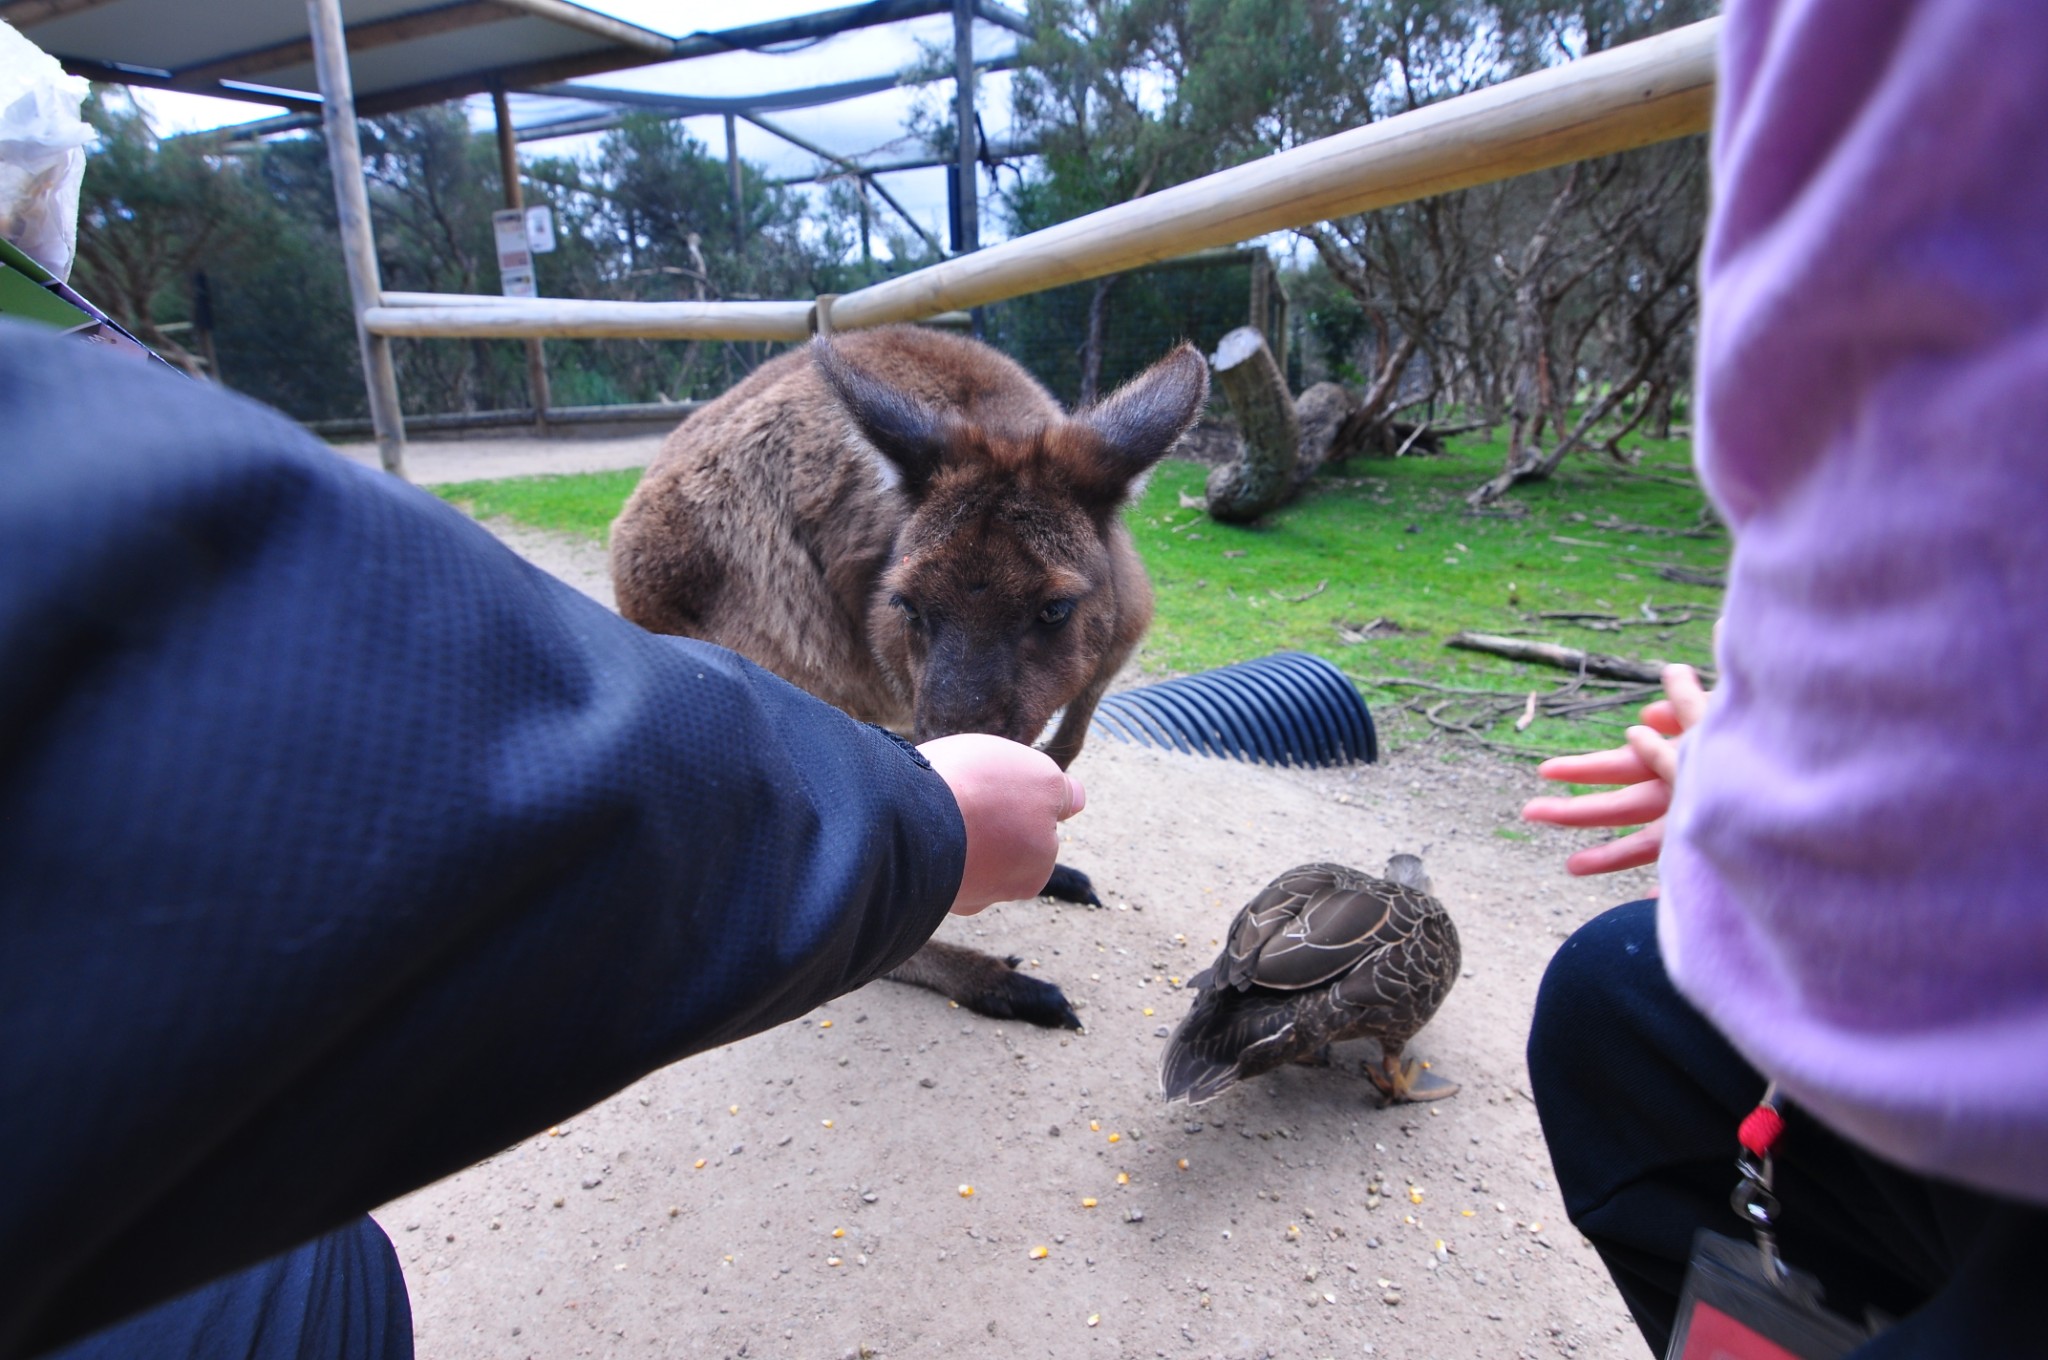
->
[[0, 322, 972, 1359]]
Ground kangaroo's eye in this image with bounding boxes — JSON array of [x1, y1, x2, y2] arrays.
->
[[891, 593, 921, 624], [1037, 599, 1075, 627]]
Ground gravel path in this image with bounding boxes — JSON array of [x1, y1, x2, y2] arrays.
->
[[330, 428, 667, 485]]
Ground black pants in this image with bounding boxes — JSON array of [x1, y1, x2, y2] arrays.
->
[[1528, 901, 2045, 1358], [42, 1217, 411, 1360]]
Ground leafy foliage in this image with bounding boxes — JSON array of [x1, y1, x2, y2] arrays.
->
[[999, 0, 1717, 499], [68, 99, 909, 420]]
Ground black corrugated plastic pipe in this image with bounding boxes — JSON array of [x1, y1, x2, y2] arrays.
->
[[1088, 652, 1377, 767]]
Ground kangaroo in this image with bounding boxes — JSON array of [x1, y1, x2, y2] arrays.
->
[[610, 325, 1208, 1028]]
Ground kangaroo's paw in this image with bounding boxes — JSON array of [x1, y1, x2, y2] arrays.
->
[[965, 963, 1083, 1030], [1041, 861, 1102, 906]]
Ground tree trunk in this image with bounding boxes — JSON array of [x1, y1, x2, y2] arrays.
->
[[1647, 382, 1675, 439], [1505, 272, 1550, 469], [1204, 326, 1302, 523], [1355, 330, 1419, 429], [1077, 273, 1121, 406]]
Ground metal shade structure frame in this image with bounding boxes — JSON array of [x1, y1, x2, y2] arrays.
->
[[10, 0, 1722, 480], [10, 0, 1028, 477]]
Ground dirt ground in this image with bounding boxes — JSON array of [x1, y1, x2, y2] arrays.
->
[[362, 439, 1659, 1360]]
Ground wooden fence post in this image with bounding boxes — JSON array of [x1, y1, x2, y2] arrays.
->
[[492, 86, 551, 427], [306, 0, 407, 478]]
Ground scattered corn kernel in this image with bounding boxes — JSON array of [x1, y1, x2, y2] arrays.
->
[[1086, 1314, 1100, 1328], [547, 1126, 562, 1137], [832, 1228, 845, 1239], [693, 1158, 706, 1169], [728, 1105, 739, 1115], [1142, 1008, 1154, 1017], [1107, 1132, 1121, 1144], [1116, 1172, 1129, 1185], [1169, 976, 1182, 986], [948, 1001, 960, 1008], [1530, 1222, 1544, 1233], [819, 1019, 833, 1028], [1029, 1246, 1048, 1260], [827, 1256, 843, 1267], [1177, 1159, 1189, 1171], [958, 1184, 975, 1198], [1462, 1209, 1476, 1217], [1089, 1121, 1100, 1132], [822, 1119, 834, 1128], [1409, 1187, 1425, 1204], [1287, 1224, 1302, 1240], [1081, 1197, 1098, 1208]]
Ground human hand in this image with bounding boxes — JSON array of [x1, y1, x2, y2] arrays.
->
[[919, 734, 1087, 915], [1520, 665, 1710, 878]]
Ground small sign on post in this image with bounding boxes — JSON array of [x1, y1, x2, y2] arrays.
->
[[524, 204, 556, 254], [493, 208, 536, 298]]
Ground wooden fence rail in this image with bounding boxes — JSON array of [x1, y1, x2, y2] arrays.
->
[[365, 298, 814, 341], [360, 17, 1719, 345]]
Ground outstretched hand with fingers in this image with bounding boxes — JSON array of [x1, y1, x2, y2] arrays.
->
[[918, 734, 1086, 915], [1521, 665, 1710, 879]]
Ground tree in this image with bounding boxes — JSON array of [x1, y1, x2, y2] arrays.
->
[[72, 92, 269, 377], [1002, 0, 1714, 508]]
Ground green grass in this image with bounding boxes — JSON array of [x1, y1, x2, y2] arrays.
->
[[1125, 429, 1726, 754], [436, 468, 643, 541], [437, 426, 1725, 757]]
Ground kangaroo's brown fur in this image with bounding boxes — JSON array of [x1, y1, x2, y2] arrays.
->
[[611, 325, 1209, 1026]]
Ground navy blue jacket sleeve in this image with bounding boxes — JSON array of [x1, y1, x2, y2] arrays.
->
[[0, 322, 966, 1359]]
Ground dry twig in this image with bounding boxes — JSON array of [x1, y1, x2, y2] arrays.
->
[[1270, 580, 1329, 604]]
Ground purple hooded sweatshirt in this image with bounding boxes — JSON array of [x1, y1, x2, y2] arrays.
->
[[1660, 0, 2048, 1207]]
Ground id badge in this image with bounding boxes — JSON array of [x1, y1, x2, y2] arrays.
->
[[1665, 1230, 1874, 1360]]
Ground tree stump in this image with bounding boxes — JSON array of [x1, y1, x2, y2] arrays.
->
[[1204, 326, 1302, 523]]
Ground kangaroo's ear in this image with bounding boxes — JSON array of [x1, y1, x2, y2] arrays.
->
[[1076, 342, 1210, 490], [813, 339, 947, 492]]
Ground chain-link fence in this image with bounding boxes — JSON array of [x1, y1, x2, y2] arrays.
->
[[977, 247, 1296, 408]]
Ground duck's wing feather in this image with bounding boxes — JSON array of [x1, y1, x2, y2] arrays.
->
[[1159, 987, 1308, 1104], [1331, 893, 1462, 1044], [1215, 863, 1408, 992]]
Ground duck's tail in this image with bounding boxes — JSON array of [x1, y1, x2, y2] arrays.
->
[[1159, 990, 1300, 1105]]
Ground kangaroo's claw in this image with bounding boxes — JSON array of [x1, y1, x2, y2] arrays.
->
[[1041, 861, 1102, 906], [967, 966, 1083, 1030]]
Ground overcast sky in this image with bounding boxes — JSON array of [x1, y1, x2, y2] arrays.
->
[[133, 1, 1030, 253]]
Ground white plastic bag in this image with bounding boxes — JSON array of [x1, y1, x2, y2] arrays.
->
[[0, 21, 93, 281]]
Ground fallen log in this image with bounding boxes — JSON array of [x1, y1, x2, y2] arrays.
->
[[1657, 564, 1726, 587], [1292, 382, 1356, 485], [1446, 631, 1716, 685]]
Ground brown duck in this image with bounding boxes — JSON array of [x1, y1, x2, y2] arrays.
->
[[1159, 856, 1460, 1106]]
